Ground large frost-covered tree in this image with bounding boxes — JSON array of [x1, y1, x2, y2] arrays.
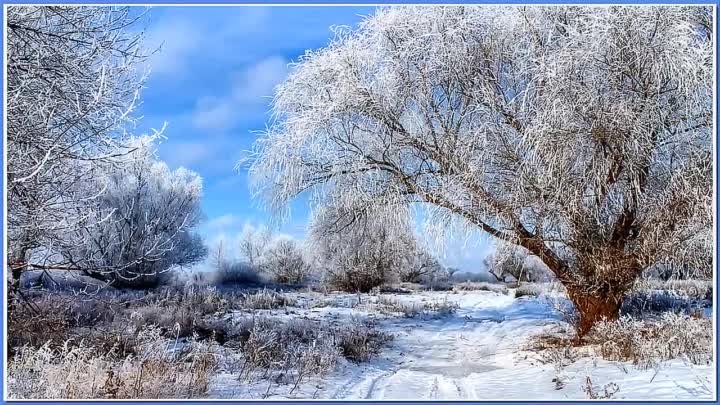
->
[[7, 7, 158, 287], [60, 145, 207, 288], [251, 6, 713, 334]]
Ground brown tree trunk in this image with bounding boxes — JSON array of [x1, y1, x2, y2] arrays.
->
[[566, 287, 624, 337]]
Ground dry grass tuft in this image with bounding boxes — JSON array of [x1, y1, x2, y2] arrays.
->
[[8, 326, 217, 399], [453, 282, 508, 294], [241, 288, 296, 309], [587, 313, 712, 369], [514, 283, 544, 298], [376, 296, 458, 318]]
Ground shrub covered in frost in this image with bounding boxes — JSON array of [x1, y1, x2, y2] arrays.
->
[[453, 281, 508, 295], [515, 283, 544, 298], [587, 313, 712, 369], [376, 296, 458, 318]]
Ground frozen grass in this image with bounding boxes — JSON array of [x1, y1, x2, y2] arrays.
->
[[227, 316, 392, 394], [8, 326, 217, 399], [514, 283, 544, 298], [530, 311, 712, 374], [376, 296, 458, 318], [241, 288, 297, 309], [7, 284, 393, 400], [587, 313, 712, 370], [453, 282, 508, 295], [8, 281, 713, 400]]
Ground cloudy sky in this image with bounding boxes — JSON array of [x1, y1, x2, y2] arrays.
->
[[136, 6, 494, 271]]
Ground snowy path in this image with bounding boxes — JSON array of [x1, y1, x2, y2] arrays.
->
[[211, 290, 715, 400], [331, 292, 714, 400], [334, 292, 562, 400]]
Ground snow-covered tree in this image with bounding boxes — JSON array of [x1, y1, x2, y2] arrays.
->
[[309, 204, 419, 292], [238, 225, 272, 266], [485, 243, 551, 283], [60, 145, 207, 288], [250, 6, 713, 334], [399, 249, 446, 284], [260, 238, 311, 284], [7, 7, 159, 287]]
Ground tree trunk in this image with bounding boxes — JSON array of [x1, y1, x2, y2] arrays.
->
[[8, 246, 30, 314], [566, 287, 624, 337], [8, 247, 29, 290]]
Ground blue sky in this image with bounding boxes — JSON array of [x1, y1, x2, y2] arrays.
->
[[136, 6, 494, 271]]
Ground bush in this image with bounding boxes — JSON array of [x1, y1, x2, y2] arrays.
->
[[241, 288, 296, 309], [334, 320, 394, 362], [376, 296, 458, 318], [214, 261, 262, 286], [229, 316, 391, 391], [453, 281, 508, 295], [260, 239, 311, 285], [8, 294, 120, 351], [8, 304, 70, 351], [324, 262, 389, 293], [233, 316, 391, 365], [515, 283, 544, 298], [122, 291, 233, 342], [587, 313, 712, 370]]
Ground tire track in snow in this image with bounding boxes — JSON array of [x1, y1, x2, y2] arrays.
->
[[363, 369, 398, 399], [335, 291, 542, 399]]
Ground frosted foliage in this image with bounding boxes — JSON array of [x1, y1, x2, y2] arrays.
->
[[260, 238, 311, 284], [251, 6, 713, 292], [309, 204, 419, 291], [7, 7, 160, 272], [60, 145, 207, 287]]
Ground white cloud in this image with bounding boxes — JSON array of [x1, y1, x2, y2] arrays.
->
[[145, 8, 272, 78], [191, 56, 288, 131], [206, 213, 243, 231], [145, 19, 202, 77], [233, 56, 289, 101], [191, 96, 237, 131], [161, 142, 213, 168]]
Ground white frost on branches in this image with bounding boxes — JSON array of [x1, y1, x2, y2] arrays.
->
[[249, 6, 712, 330], [60, 143, 207, 288]]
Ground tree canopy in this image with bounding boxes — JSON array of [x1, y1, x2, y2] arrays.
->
[[251, 6, 713, 333]]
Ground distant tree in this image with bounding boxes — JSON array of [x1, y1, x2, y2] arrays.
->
[[260, 238, 311, 284], [486, 244, 551, 283], [238, 225, 272, 267], [309, 204, 417, 292], [399, 250, 445, 284], [485, 248, 527, 283], [251, 6, 712, 335]]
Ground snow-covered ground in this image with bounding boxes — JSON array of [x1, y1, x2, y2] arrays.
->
[[210, 290, 715, 400]]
